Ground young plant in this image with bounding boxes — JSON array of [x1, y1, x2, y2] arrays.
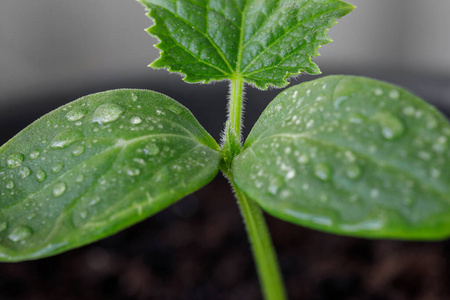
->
[[1, 1, 450, 299]]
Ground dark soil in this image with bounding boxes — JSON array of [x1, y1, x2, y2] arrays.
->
[[1, 177, 450, 300], [1, 71, 449, 300]]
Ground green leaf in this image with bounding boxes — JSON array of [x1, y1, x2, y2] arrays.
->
[[138, 0, 354, 89], [0, 89, 220, 261], [233, 76, 450, 240]]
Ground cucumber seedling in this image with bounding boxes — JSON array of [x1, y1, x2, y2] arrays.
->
[[1, 1, 450, 299]]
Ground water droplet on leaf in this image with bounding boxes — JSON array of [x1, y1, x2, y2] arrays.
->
[[89, 196, 101, 206], [334, 96, 348, 109], [373, 112, 405, 140], [53, 182, 67, 197], [51, 162, 64, 173], [65, 109, 86, 121], [7, 153, 25, 169], [346, 164, 362, 180], [29, 150, 40, 160], [35, 168, 47, 182], [297, 154, 309, 164], [389, 89, 400, 99], [268, 177, 283, 195], [51, 130, 84, 149], [130, 116, 142, 125], [168, 105, 182, 115], [8, 226, 33, 242], [19, 167, 31, 178], [285, 170, 296, 180], [314, 163, 332, 182], [92, 103, 124, 124], [143, 143, 159, 156], [6, 181, 15, 190], [126, 168, 140, 176], [72, 145, 85, 157]]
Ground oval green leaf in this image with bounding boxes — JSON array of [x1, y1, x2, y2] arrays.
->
[[0, 89, 220, 261], [233, 76, 450, 240]]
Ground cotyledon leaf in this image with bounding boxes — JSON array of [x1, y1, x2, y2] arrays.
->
[[233, 75, 450, 240], [137, 0, 354, 89], [0, 89, 220, 261]]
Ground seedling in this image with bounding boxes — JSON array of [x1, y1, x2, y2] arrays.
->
[[1, 1, 450, 299]]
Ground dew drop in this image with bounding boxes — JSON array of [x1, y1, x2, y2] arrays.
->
[[7, 153, 25, 169], [19, 167, 31, 179], [285, 170, 296, 180], [418, 151, 431, 161], [297, 154, 309, 164], [168, 105, 182, 115], [370, 189, 379, 198], [92, 103, 124, 124], [275, 103, 283, 112], [268, 177, 283, 195], [346, 164, 362, 180], [314, 163, 332, 182], [130, 116, 142, 125], [72, 145, 85, 157], [403, 106, 415, 116], [52, 182, 67, 197], [75, 174, 85, 183], [8, 226, 33, 242], [65, 109, 86, 121], [51, 130, 84, 149], [348, 112, 364, 124], [374, 112, 405, 140], [426, 115, 438, 129], [79, 210, 88, 220], [334, 96, 348, 109], [430, 168, 441, 178], [51, 162, 64, 174], [6, 181, 15, 190], [389, 89, 400, 99], [35, 168, 47, 182], [143, 143, 160, 156], [374, 88, 383, 96], [126, 168, 140, 176], [89, 196, 101, 206], [29, 150, 40, 160], [72, 210, 88, 228]]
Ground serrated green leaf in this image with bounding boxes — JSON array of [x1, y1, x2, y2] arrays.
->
[[233, 76, 450, 240], [0, 89, 220, 261], [138, 0, 354, 89]]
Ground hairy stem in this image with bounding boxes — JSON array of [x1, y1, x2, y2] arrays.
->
[[231, 180, 288, 300], [229, 75, 244, 141], [222, 76, 287, 300]]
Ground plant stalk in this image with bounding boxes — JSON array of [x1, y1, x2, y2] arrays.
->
[[229, 75, 244, 141], [222, 76, 288, 300], [231, 181, 288, 300]]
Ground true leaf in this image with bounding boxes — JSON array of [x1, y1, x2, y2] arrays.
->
[[0, 89, 220, 261], [138, 0, 354, 89], [233, 76, 450, 239]]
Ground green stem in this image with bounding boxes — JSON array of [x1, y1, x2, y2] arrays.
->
[[231, 180, 288, 300], [222, 76, 287, 300], [229, 75, 244, 141]]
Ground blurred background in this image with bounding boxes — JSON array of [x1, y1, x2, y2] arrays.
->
[[1, 1, 450, 300], [1, 0, 449, 136]]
